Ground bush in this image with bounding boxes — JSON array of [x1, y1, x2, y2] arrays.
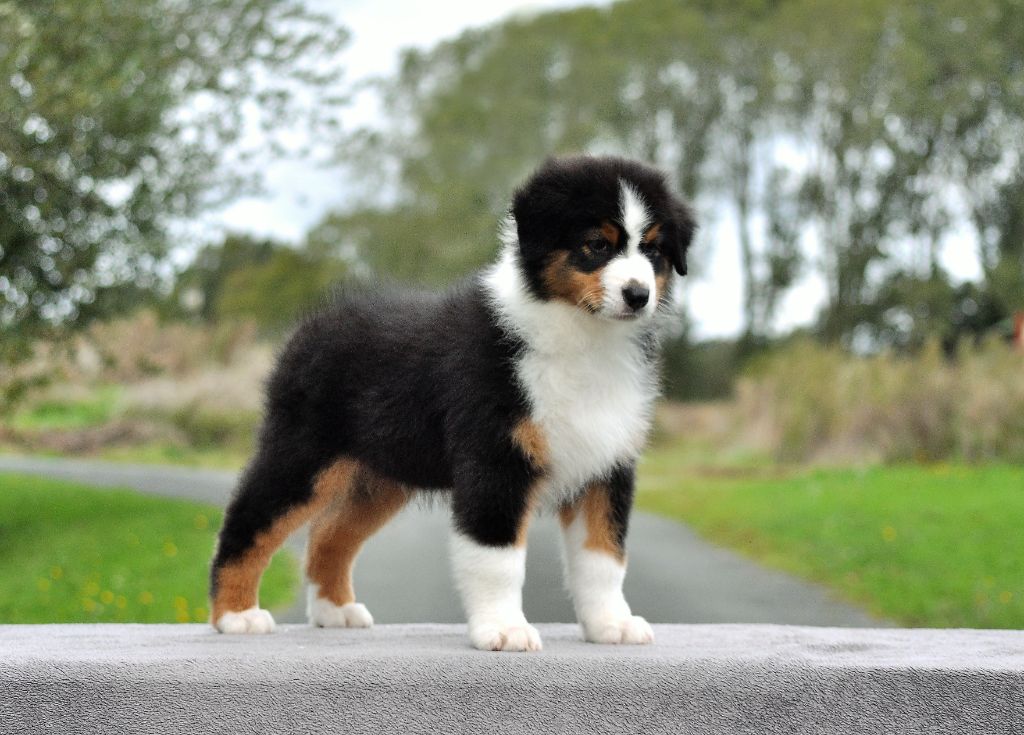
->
[[738, 340, 1024, 463], [81, 310, 258, 382], [169, 402, 259, 451], [1, 311, 270, 461], [215, 248, 347, 335], [661, 337, 739, 401]]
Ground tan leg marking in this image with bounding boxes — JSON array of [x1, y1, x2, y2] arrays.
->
[[559, 482, 623, 561], [513, 480, 545, 548], [210, 460, 351, 622], [509, 419, 548, 547], [305, 464, 408, 606], [560, 482, 650, 644]]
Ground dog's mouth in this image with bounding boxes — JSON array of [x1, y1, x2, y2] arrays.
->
[[609, 311, 642, 322]]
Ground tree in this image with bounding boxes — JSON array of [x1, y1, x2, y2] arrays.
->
[[173, 233, 349, 333], [172, 234, 279, 322], [0, 0, 347, 354], [327, 1, 734, 286], [327, 0, 1023, 353], [216, 247, 347, 333], [327, 1, 809, 340]]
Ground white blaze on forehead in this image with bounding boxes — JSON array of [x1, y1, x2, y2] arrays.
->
[[601, 180, 656, 317], [618, 180, 652, 254]]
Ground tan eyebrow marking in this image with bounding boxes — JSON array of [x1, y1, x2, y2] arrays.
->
[[599, 221, 620, 246], [642, 223, 662, 242]]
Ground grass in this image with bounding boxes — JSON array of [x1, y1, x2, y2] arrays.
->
[[0, 444, 248, 472], [97, 443, 248, 470], [0, 473, 297, 623], [638, 449, 1024, 628], [6, 383, 1022, 629], [2, 381, 253, 470], [7, 386, 122, 431]]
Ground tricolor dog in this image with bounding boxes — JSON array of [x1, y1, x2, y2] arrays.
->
[[209, 155, 696, 651]]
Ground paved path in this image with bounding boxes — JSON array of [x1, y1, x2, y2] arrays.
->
[[0, 455, 885, 627]]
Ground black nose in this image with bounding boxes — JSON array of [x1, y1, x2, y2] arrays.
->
[[622, 283, 650, 311]]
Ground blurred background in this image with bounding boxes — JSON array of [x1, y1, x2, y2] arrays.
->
[[1, 0, 1022, 630]]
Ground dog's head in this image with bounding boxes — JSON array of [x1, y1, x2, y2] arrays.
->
[[511, 155, 696, 322]]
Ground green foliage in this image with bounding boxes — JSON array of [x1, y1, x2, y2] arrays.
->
[[215, 246, 346, 333], [739, 339, 1024, 463], [175, 233, 349, 332], [8, 386, 120, 431], [0, 473, 296, 623], [332, 0, 734, 286], [97, 443, 249, 470], [174, 234, 280, 322], [169, 402, 259, 452], [332, 0, 1024, 347], [661, 337, 739, 401], [981, 171, 1024, 312], [638, 461, 1024, 628], [0, 0, 347, 340]]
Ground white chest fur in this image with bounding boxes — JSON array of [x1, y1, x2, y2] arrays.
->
[[482, 248, 659, 503], [517, 335, 656, 499]]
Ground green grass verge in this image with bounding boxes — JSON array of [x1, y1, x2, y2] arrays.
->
[[3, 382, 256, 470], [638, 455, 1024, 628], [8, 386, 122, 431], [0, 472, 297, 623], [97, 443, 248, 470]]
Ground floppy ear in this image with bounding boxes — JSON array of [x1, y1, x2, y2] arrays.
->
[[511, 159, 573, 258], [667, 197, 697, 276]]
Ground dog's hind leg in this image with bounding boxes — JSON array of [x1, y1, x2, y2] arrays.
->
[[209, 455, 346, 633], [305, 465, 408, 628]]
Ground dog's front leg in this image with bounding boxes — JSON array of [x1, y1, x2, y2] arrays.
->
[[450, 465, 542, 652], [559, 464, 654, 644]]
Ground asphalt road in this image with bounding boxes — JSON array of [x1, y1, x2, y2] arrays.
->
[[0, 455, 885, 627]]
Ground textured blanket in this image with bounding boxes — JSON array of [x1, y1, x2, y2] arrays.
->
[[2, 624, 1022, 734]]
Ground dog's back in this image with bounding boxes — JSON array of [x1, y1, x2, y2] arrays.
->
[[262, 280, 522, 490]]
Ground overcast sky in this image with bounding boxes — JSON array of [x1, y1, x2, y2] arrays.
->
[[200, 0, 982, 340]]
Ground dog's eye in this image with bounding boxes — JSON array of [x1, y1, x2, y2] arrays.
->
[[585, 239, 611, 255]]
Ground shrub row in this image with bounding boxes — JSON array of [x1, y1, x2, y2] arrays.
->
[[738, 340, 1024, 463]]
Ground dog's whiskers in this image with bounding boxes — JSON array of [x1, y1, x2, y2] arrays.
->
[[575, 288, 603, 311]]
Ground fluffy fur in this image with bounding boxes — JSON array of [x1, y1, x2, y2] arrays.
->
[[208, 155, 696, 651]]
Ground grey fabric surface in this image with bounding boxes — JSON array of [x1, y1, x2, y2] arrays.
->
[[2, 624, 1022, 734]]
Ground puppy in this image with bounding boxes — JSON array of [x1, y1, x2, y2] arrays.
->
[[209, 155, 696, 651]]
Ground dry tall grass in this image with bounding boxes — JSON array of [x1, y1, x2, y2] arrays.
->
[[1, 311, 272, 458], [738, 340, 1024, 463]]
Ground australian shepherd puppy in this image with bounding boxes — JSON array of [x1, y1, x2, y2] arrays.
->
[[209, 155, 696, 651]]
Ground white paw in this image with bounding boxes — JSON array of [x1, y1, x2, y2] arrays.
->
[[583, 614, 654, 645], [308, 594, 374, 628], [215, 606, 276, 634], [469, 620, 543, 652]]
